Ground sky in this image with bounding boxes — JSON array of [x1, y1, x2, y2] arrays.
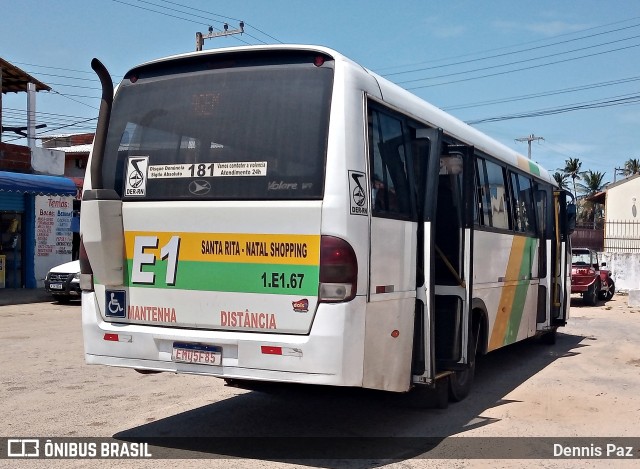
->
[[2, 0, 640, 184]]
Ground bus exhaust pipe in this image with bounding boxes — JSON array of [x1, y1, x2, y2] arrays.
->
[[90, 58, 113, 190], [80, 59, 124, 289]]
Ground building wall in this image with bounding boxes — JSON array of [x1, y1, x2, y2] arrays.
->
[[605, 175, 640, 221], [601, 252, 640, 292], [64, 153, 88, 178], [31, 147, 65, 175], [604, 175, 640, 253]]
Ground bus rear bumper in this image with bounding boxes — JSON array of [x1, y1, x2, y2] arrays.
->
[[82, 292, 365, 388]]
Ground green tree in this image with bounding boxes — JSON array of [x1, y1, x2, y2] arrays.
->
[[562, 157, 582, 198], [577, 170, 609, 196], [624, 158, 640, 176], [576, 170, 609, 227], [552, 171, 570, 190]]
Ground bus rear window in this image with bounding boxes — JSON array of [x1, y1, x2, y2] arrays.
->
[[102, 52, 333, 200]]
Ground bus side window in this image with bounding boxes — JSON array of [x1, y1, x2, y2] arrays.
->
[[475, 156, 492, 227], [368, 109, 412, 218], [510, 172, 536, 234], [485, 159, 510, 230]]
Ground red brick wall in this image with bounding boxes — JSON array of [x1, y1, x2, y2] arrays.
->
[[70, 133, 94, 145], [0, 143, 31, 172]]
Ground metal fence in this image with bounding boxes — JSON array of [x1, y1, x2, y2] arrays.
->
[[571, 224, 604, 251], [604, 220, 640, 253]]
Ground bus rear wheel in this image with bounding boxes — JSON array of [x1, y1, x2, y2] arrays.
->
[[448, 324, 478, 402]]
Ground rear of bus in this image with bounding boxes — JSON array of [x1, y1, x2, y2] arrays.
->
[[81, 47, 370, 387]]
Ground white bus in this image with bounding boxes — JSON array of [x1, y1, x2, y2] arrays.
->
[[80, 45, 574, 405]]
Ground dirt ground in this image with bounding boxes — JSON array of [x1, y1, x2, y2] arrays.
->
[[1, 293, 639, 468], [462, 292, 640, 438]]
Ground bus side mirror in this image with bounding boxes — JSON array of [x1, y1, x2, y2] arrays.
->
[[567, 203, 577, 234]]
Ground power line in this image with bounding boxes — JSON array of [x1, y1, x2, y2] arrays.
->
[[130, 0, 282, 45], [466, 92, 640, 124], [375, 15, 640, 73], [49, 90, 100, 111], [37, 117, 98, 135], [399, 33, 640, 85], [110, 0, 253, 45], [441, 75, 640, 111], [135, 0, 257, 44], [2, 117, 99, 143], [20, 71, 104, 84], [44, 82, 102, 91], [406, 41, 640, 90], [5, 61, 95, 75], [156, 0, 282, 43], [383, 21, 640, 77], [3, 107, 95, 121], [111, 0, 203, 25]]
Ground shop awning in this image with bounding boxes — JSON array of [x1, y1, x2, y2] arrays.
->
[[0, 171, 77, 196], [1, 58, 51, 93]]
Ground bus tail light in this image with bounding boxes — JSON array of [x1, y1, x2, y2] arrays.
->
[[319, 236, 357, 303], [79, 238, 94, 291]]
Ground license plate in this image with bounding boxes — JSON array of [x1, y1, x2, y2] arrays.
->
[[50, 283, 63, 290], [172, 342, 222, 365]]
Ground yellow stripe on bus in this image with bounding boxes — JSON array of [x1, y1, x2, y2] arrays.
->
[[124, 232, 320, 265], [488, 236, 527, 351]]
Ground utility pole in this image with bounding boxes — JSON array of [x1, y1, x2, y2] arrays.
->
[[515, 134, 544, 159], [613, 167, 626, 182], [196, 22, 244, 51]]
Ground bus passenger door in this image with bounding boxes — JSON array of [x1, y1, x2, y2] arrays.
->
[[432, 144, 475, 375], [550, 190, 574, 324], [363, 106, 419, 392], [410, 128, 442, 385]]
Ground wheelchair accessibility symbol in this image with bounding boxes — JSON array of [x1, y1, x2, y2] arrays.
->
[[105, 290, 127, 318]]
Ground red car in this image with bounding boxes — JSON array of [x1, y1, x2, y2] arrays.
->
[[571, 248, 615, 305]]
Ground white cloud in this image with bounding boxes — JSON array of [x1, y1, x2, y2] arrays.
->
[[526, 21, 591, 36], [492, 19, 591, 37], [545, 141, 597, 156], [431, 25, 466, 38], [617, 110, 640, 125]]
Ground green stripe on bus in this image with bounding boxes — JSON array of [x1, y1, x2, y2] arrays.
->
[[528, 161, 541, 176], [124, 260, 319, 295], [504, 237, 535, 344]]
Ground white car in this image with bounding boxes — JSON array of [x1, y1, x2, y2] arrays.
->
[[44, 260, 81, 302]]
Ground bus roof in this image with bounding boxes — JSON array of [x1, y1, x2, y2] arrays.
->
[[126, 44, 554, 185]]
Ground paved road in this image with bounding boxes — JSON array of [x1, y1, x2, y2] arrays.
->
[[1, 294, 639, 468]]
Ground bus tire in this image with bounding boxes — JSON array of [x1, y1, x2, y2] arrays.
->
[[435, 377, 450, 409], [540, 327, 557, 345], [448, 324, 478, 402], [134, 369, 161, 374], [53, 295, 71, 304]]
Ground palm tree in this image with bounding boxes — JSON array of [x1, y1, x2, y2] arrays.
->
[[624, 158, 640, 176], [562, 157, 582, 198], [552, 171, 570, 190], [576, 170, 609, 227], [577, 170, 609, 197]]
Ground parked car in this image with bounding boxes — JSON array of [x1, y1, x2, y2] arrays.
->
[[44, 260, 81, 302], [571, 248, 615, 305]]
